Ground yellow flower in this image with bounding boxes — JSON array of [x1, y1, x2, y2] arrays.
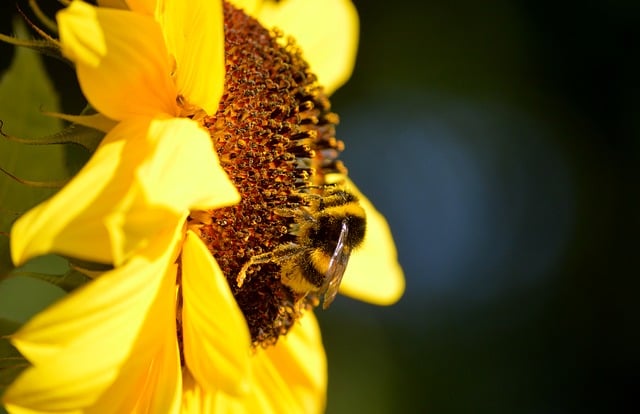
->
[[3, 0, 404, 413]]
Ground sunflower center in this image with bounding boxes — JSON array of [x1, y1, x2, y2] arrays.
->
[[192, 2, 346, 347]]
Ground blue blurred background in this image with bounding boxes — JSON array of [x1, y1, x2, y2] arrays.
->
[[318, 1, 639, 413], [1, 1, 639, 413]]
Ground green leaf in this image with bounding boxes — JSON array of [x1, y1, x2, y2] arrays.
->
[[0, 318, 27, 400], [0, 234, 9, 284], [0, 317, 20, 336], [0, 18, 71, 278], [0, 274, 66, 324]]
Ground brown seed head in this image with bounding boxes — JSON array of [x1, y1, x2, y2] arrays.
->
[[192, 2, 346, 347]]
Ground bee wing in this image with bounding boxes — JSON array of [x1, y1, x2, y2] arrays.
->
[[322, 220, 351, 309]]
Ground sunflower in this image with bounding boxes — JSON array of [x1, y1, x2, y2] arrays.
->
[[2, 0, 404, 412]]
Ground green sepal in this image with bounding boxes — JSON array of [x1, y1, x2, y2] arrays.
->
[[10, 267, 90, 293], [65, 256, 114, 273], [0, 32, 65, 65], [1, 114, 105, 154], [28, 0, 60, 34], [57, 121, 105, 154]]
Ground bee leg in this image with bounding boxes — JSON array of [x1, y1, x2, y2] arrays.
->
[[236, 244, 301, 288], [273, 207, 296, 217], [236, 252, 275, 288]]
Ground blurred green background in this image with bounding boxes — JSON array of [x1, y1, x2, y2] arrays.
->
[[1, 1, 639, 413]]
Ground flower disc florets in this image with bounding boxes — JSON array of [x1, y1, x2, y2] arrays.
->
[[191, 2, 346, 347]]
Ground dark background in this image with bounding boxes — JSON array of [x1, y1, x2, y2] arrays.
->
[[1, 1, 639, 413], [320, 1, 639, 413]]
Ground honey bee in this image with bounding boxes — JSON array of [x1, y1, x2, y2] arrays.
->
[[236, 188, 366, 309]]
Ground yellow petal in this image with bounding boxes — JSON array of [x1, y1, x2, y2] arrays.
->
[[93, 249, 182, 414], [181, 231, 252, 397], [182, 370, 248, 414], [125, 0, 155, 14], [181, 370, 213, 414], [4, 223, 182, 412], [10, 221, 180, 362], [138, 117, 240, 211], [228, 0, 261, 15], [126, 335, 182, 414], [11, 125, 133, 267], [157, 0, 225, 114], [11, 116, 237, 267], [253, 0, 359, 95], [58, 1, 178, 120], [251, 313, 327, 414], [96, 0, 154, 14], [181, 314, 326, 414], [4, 343, 129, 413], [97, 0, 129, 9], [110, 117, 239, 263], [328, 176, 405, 305], [11, 118, 174, 266], [182, 314, 326, 414]]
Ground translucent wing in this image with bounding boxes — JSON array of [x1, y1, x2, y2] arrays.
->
[[321, 219, 351, 309]]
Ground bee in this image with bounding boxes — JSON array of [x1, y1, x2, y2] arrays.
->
[[236, 188, 366, 309]]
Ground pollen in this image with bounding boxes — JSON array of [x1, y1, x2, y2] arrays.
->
[[192, 2, 346, 347]]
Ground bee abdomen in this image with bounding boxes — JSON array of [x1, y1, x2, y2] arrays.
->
[[301, 249, 330, 288]]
